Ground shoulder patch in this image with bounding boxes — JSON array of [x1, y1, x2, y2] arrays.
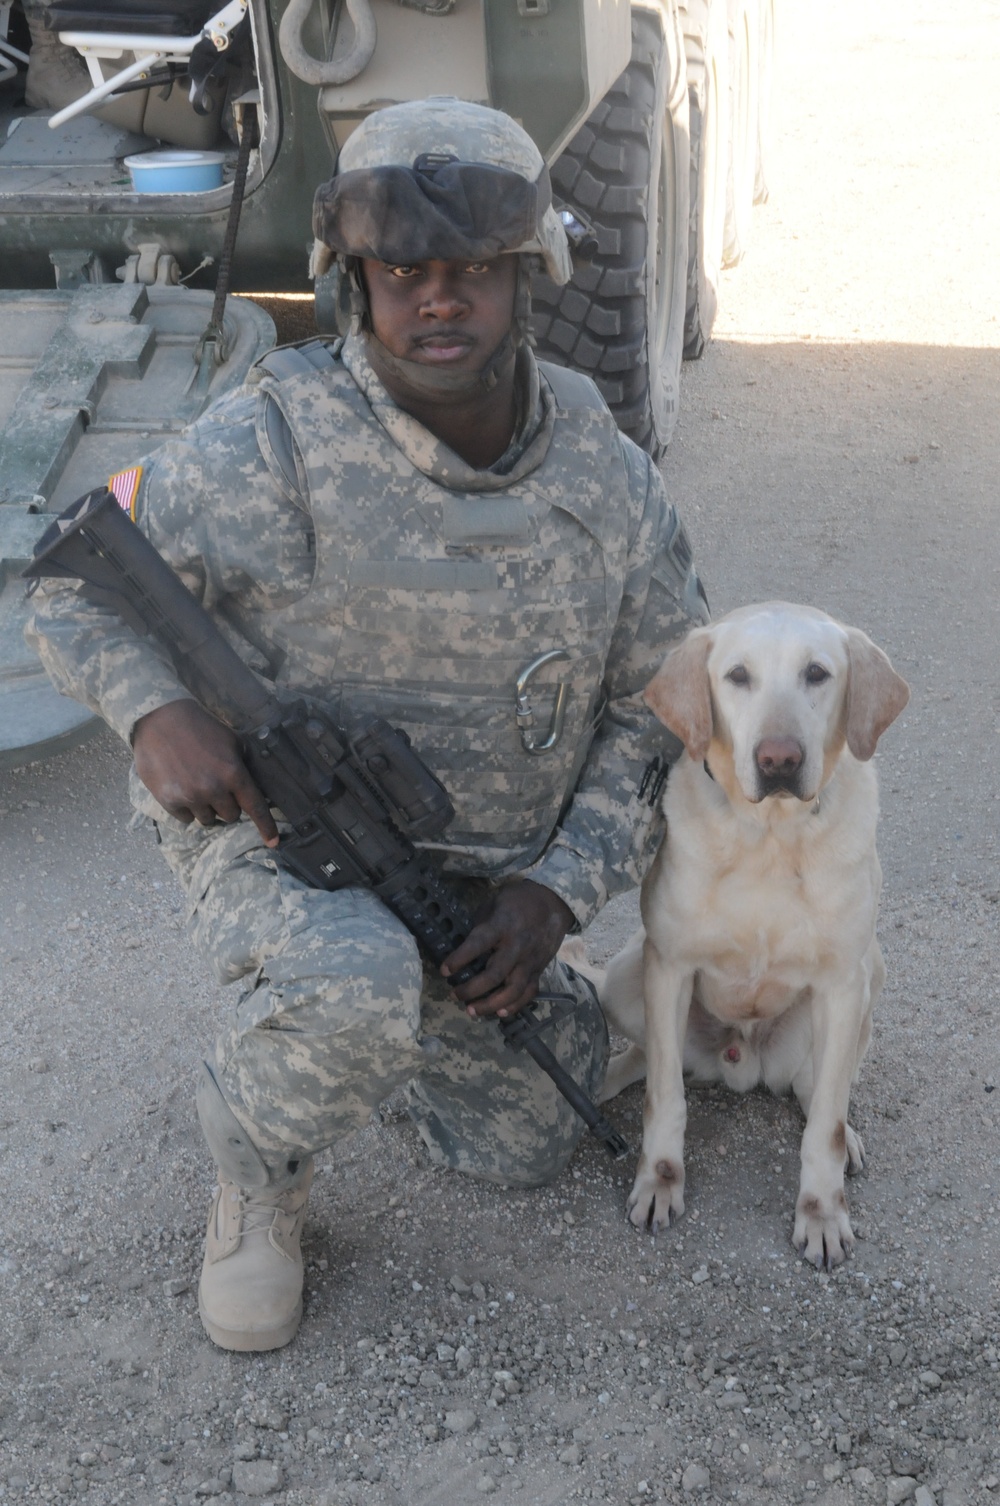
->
[[107, 465, 143, 519]]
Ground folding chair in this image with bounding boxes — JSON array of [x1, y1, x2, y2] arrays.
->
[[1, 2, 30, 87], [45, 0, 246, 128]]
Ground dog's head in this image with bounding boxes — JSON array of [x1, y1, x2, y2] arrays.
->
[[644, 603, 910, 806]]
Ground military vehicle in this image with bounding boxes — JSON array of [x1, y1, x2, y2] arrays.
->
[[0, 0, 771, 768]]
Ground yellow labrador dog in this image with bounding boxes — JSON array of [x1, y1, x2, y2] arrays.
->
[[599, 603, 909, 1270]]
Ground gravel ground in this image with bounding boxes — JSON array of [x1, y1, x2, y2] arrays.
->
[[2, 3, 999, 1504]]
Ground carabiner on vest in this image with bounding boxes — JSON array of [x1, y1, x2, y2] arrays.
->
[[515, 649, 570, 755]]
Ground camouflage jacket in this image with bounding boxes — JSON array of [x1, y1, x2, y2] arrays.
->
[[27, 335, 707, 928]]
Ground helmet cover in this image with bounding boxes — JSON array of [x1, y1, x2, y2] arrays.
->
[[312, 96, 572, 285]]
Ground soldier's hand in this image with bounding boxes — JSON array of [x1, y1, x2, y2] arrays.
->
[[440, 879, 575, 1019], [132, 699, 279, 847]]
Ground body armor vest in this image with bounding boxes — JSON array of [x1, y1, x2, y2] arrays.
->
[[250, 353, 632, 877]]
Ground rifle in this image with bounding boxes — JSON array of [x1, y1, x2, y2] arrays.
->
[[25, 489, 628, 1159]]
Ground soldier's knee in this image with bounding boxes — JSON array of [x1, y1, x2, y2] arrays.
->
[[563, 965, 610, 1096], [409, 1104, 580, 1189], [492, 1134, 578, 1189], [406, 968, 610, 1187]]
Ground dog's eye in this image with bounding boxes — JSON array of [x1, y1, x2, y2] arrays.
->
[[726, 665, 750, 687], [805, 663, 830, 685]]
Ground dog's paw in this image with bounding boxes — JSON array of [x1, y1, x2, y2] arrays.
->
[[845, 1123, 866, 1175], [793, 1189, 855, 1270], [626, 1156, 685, 1233]]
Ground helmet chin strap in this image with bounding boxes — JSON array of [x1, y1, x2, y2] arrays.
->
[[363, 329, 516, 404]]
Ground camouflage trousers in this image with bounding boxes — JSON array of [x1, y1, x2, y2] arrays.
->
[[152, 812, 609, 1188]]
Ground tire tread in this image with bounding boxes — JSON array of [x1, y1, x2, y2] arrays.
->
[[533, 9, 685, 456]]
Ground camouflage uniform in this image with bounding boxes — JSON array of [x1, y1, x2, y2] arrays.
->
[[28, 327, 706, 1187]]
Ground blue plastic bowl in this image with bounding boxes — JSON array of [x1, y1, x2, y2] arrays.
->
[[124, 150, 225, 193]]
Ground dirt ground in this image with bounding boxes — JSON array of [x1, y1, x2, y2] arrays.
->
[[2, 3, 998, 1504]]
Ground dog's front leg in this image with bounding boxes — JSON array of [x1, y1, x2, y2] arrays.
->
[[626, 941, 693, 1233], [793, 975, 869, 1269]]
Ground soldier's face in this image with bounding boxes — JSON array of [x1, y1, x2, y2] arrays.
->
[[362, 256, 518, 370]]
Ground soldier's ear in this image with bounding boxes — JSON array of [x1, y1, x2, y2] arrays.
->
[[643, 628, 714, 761]]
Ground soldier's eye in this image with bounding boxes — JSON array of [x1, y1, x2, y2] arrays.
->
[[466, 262, 490, 274], [726, 665, 750, 687], [387, 264, 419, 278]]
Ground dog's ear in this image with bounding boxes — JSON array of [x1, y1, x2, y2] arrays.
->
[[844, 629, 910, 760], [644, 629, 714, 760]]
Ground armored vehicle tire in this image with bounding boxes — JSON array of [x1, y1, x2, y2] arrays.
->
[[532, 7, 689, 458], [754, 0, 775, 204], [722, 0, 760, 268], [678, 0, 729, 360]]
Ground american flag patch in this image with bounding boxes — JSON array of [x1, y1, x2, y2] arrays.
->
[[107, 465, 143, 519]]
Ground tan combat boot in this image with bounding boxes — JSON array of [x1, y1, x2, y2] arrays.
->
[[198, 1160, 313, 1351]]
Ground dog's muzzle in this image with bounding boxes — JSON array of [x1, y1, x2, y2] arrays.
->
[[754, 737, 806, 800]]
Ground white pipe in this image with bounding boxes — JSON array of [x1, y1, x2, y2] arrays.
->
[[48, 50, 165, 128], [0, 37, 30, 64], [58, 29, 199, 53]]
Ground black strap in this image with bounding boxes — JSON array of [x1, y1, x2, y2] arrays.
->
[[639, 754, 672, 807], [185, 102, 258, 413], [208, 101, 257, 336]]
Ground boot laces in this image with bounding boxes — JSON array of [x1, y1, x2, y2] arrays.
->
[[235, 1185, 294, 1237]]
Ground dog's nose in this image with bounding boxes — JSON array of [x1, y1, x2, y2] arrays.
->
[[755, 738, 804, 778]]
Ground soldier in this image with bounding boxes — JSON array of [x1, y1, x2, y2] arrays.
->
[[27, 97, 708, 1352]]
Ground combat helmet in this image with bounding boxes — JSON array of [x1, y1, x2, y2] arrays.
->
[[310, 97, 572, 394]]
